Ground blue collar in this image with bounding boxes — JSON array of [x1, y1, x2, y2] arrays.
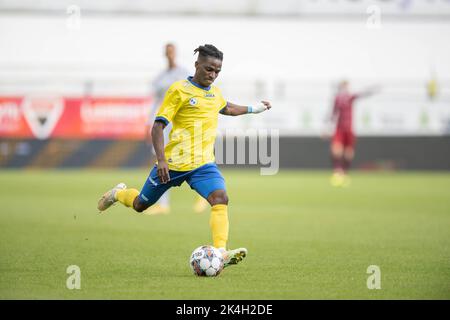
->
[[188, 76, 211, 91]]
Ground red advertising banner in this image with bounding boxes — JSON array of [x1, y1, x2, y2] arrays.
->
[[0, 96, 152, 140]]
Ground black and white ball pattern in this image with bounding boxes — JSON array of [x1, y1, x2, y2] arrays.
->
[[189, 245, 224, 277]]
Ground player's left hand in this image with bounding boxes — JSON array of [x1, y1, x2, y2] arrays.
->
[[252, 101, 272, 113], [261, 101, 272, 110]]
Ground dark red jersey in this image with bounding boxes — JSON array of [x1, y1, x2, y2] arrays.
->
[[333, 92, 358, 132]]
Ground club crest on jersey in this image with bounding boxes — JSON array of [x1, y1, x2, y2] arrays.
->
[[189, 98, 198, 106]]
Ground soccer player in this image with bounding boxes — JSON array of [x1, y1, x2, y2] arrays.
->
[[329, 80, 378, 187], [97, 44, 272, 268], [144, 43, 208, 215]]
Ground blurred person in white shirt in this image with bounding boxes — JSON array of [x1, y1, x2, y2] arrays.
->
[[144, 43, 208, 215]]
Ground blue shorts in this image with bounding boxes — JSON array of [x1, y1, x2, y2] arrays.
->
[[138, 162, 226, 206]]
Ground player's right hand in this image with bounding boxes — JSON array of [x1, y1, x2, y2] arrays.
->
[[320, 131, 331, 141], [157, 160, 170, 184]]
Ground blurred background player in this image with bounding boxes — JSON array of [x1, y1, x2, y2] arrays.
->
[[329, 80, 379, 187], [426, 70, 438, 101], [144, 43, 208, 215]]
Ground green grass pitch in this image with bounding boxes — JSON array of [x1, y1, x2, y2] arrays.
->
[[0, 169, 449, 299]]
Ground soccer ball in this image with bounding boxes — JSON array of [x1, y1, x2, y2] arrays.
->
[[189, 245, 224, 277]]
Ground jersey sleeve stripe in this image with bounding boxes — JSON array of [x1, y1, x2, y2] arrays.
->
[[155, 116, 169, 125], [219, 102, 228, 114]]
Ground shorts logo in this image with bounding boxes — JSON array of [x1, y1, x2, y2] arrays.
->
[[148, 177, 158, 187], [189, 98, 198, 106]]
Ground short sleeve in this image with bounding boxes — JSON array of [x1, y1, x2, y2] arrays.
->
[[155, 84, 183, 125]]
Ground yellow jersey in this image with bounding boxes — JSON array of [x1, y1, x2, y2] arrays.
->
[[155, 77, 227, 171]]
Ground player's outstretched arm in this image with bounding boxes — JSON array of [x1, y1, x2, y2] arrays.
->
[[220, 101, 272, 116], [357, 85, 381, 99]]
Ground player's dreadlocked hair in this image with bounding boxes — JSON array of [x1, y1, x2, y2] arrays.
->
[[194, 44, 223, 61]]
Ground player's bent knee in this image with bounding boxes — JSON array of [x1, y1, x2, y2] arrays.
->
[[344, 148, 354, 159], [208, 190, 229, 206], [133, 197, 149, 213]]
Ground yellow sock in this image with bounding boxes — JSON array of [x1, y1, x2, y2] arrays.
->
[[115, 188, 139, 208], [210, 204, 229, 249]]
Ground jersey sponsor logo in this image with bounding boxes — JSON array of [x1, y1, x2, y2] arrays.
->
[[204, 93, 215, 98], [189, 98, 198, 106]]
